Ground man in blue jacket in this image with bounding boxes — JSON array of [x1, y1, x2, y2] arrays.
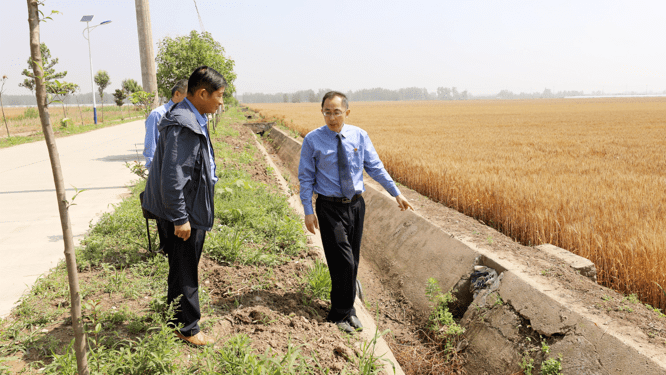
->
[[142, 66, 225, 346]]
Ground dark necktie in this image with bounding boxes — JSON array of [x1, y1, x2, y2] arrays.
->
[[337, 133, 356, 199]]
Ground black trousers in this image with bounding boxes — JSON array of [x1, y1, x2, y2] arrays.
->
[[316, 196, 365, 322], [157, 218, 206, 336]]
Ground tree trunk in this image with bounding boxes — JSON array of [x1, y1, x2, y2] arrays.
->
[[0, 95, 9, 138], [26, 1, 89, 374], [75, 96, 84, 126], [135, 0, 159, 109], [100, 96, 104, 123]]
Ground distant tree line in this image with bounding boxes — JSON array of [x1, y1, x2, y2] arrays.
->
[[490, 88, 584, 100], [241, 85, 666, 103], [243, 85, 478, 103], [241, 87, 445, 103]]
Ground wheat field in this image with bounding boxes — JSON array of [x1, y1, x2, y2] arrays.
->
[[249, 98, 666, 310]]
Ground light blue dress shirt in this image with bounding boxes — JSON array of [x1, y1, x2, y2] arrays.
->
[[298, 124, 401, 216], [143, 100, 174, 169], [182, 98, 218, 184]]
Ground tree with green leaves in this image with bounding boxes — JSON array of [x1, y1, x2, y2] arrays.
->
[[19, 42, 67, 95], [129, 90, 156, 118], [26, 1, 88, 373], [155, 30, 236, 101], [94, 70, 110, 123], [121, 79, 141, 118], [122, 78, 142, 94], [51, 81, 78, 118], [112, 89, 127, 119]]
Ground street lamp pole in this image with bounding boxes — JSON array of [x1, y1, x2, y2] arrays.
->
[[81, 16, 111, 125]]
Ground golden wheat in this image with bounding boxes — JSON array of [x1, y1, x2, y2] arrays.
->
[[250, 98, 666, 310]]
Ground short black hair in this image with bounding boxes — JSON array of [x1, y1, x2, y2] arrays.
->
[[321, 91, 348, 109], [187, 66, 227, 96], [171, 79, 188, 97]]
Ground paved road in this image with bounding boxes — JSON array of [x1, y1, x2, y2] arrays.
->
[[0, 120, 145, 317]]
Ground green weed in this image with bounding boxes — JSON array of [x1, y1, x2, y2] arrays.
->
[[624, 293, 640, 304], [520, 353, 535, 375], [425, 277, 464, 358], [303, 259, 332, 301], [356, 327, 395, 375], [541, 354, 563, 374]]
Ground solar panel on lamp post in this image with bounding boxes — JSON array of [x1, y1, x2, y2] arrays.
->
[[81, 15, 112, 125]]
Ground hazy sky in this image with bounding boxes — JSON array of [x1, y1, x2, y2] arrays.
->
[[1, 0, 665, 96]]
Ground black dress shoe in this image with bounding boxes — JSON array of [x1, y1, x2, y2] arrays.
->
[[347, 315, 363, 331], [336, 320, 355, 334]]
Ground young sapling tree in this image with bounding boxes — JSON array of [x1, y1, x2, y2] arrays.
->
[[94, 70, 110, 123], [26, 1, 89, 373]]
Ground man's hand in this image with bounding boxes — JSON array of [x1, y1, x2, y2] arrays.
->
[[305, 214, 319, 234], [396, 194, 414, 211], [175, 221, 192, 241]]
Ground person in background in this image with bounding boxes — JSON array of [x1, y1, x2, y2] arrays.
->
[[143, 79, 188, 170], [141, 66, 225, 346], [298, 91, 413, 333]]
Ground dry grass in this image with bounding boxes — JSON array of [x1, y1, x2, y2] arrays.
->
[[0, 103, 142, 138], [249, 98, 666, 310]]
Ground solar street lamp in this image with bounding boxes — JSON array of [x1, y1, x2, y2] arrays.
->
[[81, 15, 112, 125]]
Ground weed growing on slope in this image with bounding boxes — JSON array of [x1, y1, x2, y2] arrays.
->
[[425, 278, 464, 340], [211, 168, 305, 263], [303, 259, 332, 301]]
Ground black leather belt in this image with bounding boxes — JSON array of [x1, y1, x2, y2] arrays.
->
[[317, 193, 363, 204]]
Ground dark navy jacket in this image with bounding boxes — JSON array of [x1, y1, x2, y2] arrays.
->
[[142, 100, 216, 231]]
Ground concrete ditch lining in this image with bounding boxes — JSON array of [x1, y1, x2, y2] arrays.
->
[[265, 125, 666, 374]]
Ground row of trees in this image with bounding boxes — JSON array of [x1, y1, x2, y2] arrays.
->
[[240, 87, 601, 104], [240, 86, 471, 103], [7, 41, 161, 124], [493, 88, 584, 100], [8, 29, 238, 123]]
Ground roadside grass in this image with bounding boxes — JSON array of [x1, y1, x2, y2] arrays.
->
[[0, 106, 385, 374]]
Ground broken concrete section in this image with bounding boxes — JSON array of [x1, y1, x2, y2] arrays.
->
[[536, 243, 597, 282], [463, 270, 664, 374], [243, 121, 275, 134]]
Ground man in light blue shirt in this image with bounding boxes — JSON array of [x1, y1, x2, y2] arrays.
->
[[143, 79, 188, 170], [298, 91, 413, 333]]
